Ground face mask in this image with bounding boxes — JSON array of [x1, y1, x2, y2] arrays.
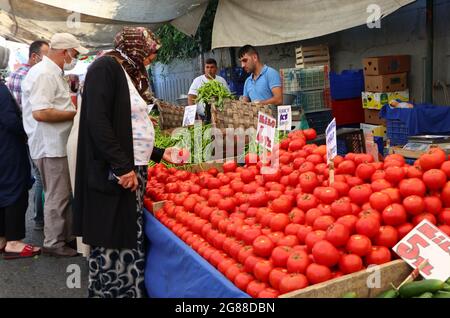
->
[[64, 51, 78, 71]]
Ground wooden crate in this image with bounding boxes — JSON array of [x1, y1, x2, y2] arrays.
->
[[296, 45, 330, 69], [281, 260, 411, 298]]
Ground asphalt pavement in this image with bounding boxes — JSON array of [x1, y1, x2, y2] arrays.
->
[[0, 185, 88, 298]]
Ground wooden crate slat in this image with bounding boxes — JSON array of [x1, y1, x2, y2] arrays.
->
[[295, 44, 330, 69]]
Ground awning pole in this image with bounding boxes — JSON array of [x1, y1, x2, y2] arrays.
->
[[425, 0, 434, 103]]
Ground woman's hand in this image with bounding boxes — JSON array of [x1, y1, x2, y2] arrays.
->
[[117, 170, 138, 192], [163, 147, 190, 165]]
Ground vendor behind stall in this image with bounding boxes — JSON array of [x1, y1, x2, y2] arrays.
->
[[187, 58, 229, 118], [239, 45, 282, 106]]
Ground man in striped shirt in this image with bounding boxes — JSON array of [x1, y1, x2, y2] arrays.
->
[[8, 40, 49, 108], [7, 40, 49, 231]]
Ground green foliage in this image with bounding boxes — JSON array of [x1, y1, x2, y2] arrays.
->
[[155, 0, 218, 65], [196, 80, 233, 110]]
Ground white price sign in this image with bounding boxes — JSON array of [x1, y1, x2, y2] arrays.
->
[[325, 118, 337, 163], [393, 220, 450, 281], [182, 105, 197, 127], [256, 112, 276, 151], [277, 105, 292, 131]]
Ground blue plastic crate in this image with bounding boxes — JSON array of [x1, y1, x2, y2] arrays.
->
[[386, 119, 409, 146], [337, 139, 347, 156], [330, 70, 364, 100]]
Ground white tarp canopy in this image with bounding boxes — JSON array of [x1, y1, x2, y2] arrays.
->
[[211, 0, 416, 49], [0, 0, 208, 49]]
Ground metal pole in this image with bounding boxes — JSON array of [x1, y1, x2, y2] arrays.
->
[[425, 0, 434, 103]]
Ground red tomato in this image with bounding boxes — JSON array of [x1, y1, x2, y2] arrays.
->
[[244, 255, 264, 274], [366, 246, 391, 265], [403, 195, 425, 216], [356, 215, 380, 238], [253, 235, 275, 258], [271, 246, 293, 267], [326, 223, 350, 247], [306, 263, 332, 284], [305, 230, 326, 252], [269, 213, 290, 232], [241, 169, 256, 184], [424, 196, 443, 215], [218, 258, 237, 275], [317, 187, 339, 205], [399, 178, 426, 198], [438, 225, 450, 236], [331, 199, 353, 218], [286, 250, 310, 274], [237, 245, 255, 264], [337, 160, 356, 175], [303, 128, 317, 140], [312, 215, 335, 231], [382, 204, 407, 226], [269, 268, 289, 290], [349, 184, 373, 206], [381, 187, 402, 203], [279, 273, 309, 294], [439, 209, 450, 225], [336, 215, 359, 234], [396, 223, 415, 239], [267, 231, 285, 245], [369, 192, 392, 212], [423, 169, 447, 191], [371, 170, 386, 182], [384, 166, 406, 184], [257, 288, 280, 298], [289, 139, 306, 152], [296, 225, 313, 244], [288, 208, 306, 224], [299, 172, 319, 194], [339, 254, 363, 274], [356, 163, 376, 181], [332, 181, 350, 197], [285, 223, 302, 236], [407, 165, 423, 178], [270, 196, 292, 214], [374, 225, 398, 247], [249, 192, 269, 207], [442, 183, 450, 207], [305, 208, 323, 226], [346, 176, 364, 188], [419, 147, 446, 171], [241, 227, 262, 245], [441, 161, 450, 178], [371, 179, 393, 192], [346, 234, 372, 256], [277, 235, 299, 247], [254, 260, 274, 283], [413, 213, 437, 226], [234, 272, 254, 292], [312, 240, 340, 267], [246, 280, 268, 298]]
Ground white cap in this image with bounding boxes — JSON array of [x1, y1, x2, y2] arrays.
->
[[50, 33, 89, 55]]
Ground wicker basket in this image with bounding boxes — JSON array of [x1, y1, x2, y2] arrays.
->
[[211, 100, 276, 130], [157, 101, 186, 130]]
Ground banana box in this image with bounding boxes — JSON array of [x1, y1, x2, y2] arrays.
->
[[362, 90, 409, 110]]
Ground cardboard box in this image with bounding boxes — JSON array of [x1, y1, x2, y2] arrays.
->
[[362, 90, 409, 110], [364, 73, 408, 92], [281, 260, 411, 298], [360, 123, 386, 137], [364, 109, 386, 125], [363, 55, 411, 75]]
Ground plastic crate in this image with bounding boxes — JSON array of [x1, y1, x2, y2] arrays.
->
[[336, 129, 366, 155], [386, 119, 409, 146], [330, 69, 364, 100], [281, 66, 329, 93], [305, 110, 333, 135], [293, 89, 331, 113]]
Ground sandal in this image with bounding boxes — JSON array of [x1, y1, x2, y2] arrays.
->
[[3, 244, 41, 260]]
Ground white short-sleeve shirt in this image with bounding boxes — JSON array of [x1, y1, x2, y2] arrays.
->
[[22, 56, 76, 159], [188, 75, 229, 116]]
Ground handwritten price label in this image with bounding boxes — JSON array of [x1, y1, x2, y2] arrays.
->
[[277, 105, 292, 131], [256, 112, 276, 151], [393, 220, 450, 281]]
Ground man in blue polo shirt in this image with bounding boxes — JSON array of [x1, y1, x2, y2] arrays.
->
[[240, 45, 282, 106]]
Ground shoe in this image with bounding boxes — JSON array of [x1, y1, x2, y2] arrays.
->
[[34, 222, 44, 231], [3, 244, 41, 260], [42, 245, 78, 257], [66, 239, 77, 250]]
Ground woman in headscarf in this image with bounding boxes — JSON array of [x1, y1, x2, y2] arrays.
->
[[73, 27, 185, 298], [0, 46, 40, 259]]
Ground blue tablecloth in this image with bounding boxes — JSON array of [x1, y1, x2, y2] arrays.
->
[[380, 104, 450, 136], [144, 210, 250, 298]]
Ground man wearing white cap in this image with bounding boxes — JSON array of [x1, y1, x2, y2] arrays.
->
[[22, 33, 89, 257]]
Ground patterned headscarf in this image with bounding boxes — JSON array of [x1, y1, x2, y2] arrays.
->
[[106, 27, 161, 103]]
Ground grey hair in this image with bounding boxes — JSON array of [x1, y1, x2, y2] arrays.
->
[[0, 46, 10, 69]]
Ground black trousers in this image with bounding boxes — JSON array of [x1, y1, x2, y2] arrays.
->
[[0, 189, 28, 241]]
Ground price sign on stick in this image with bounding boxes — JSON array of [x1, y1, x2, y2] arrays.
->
[[182, 105, 197, 127], [256, 112, 276, 151], [277, 105, 292, 131], [392, 219, 450, 281], [325, 118, 337, 185]]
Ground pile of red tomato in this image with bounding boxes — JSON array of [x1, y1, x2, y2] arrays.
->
[[144, 128, 450, 298]]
